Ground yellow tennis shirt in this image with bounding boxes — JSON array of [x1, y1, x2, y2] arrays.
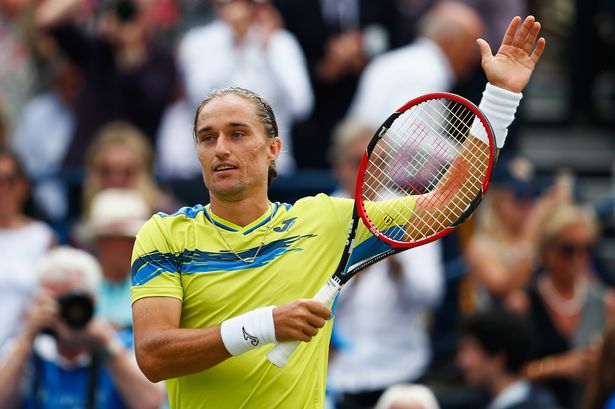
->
[[131, 193, 415, 408]]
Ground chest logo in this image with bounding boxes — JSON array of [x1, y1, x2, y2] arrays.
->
[[273, 217, 297, 233]]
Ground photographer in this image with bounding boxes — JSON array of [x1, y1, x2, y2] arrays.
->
[[0, 246, 164, 409], [34, 0, 177, 169]]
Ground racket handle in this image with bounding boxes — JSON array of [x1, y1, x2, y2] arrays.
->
[[267, 278, 341, 368]]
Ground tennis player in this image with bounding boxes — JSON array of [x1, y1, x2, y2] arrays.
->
[[131, 16, 545, 408]]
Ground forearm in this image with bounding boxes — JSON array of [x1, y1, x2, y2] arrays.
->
[[0, 334, 34, 409], [105, 346, 166, 409], [135, 326, 230, 382], [411, 139, 490, 239]]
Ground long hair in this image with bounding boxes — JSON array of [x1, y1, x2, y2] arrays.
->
[[192, 87, 279, 187]]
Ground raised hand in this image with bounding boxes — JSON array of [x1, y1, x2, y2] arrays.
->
[[477, 16, 546, 93]]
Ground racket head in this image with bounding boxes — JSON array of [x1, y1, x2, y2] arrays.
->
[[355, 92, 495, 249]]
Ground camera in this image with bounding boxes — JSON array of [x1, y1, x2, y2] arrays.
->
[[58, 292, 95, 330], [112, 0, 138, 22]]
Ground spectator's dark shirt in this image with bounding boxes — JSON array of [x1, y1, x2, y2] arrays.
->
[[49, 25, 177, 168]]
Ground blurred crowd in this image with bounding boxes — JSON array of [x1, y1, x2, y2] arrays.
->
[[0, 0, 614, 409]]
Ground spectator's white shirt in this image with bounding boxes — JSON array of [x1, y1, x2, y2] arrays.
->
[[0, 221, 54, 348], [177, 20, 314, 175], [327, 190, 444, 393], [348, 38, 454, 126]]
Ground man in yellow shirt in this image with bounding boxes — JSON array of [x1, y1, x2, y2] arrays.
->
[[131, 15, 545, 408]]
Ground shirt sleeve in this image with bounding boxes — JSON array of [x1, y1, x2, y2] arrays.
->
[[131, 216, 184, 303]]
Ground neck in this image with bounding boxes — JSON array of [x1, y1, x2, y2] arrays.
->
[[0, 213, 26, 229], [491, 373, 518, 398], [209, 194, 271, 227], [546, 272, 577, 297]]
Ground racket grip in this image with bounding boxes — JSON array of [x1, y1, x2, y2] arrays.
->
[[267, 278, 341, 368]]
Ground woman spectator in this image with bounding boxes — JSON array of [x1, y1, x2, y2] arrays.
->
[[82, 120, 175, 218], [513, 204, 615, 408], [0, 149, 55, 349], [464, 157, 567, 311]]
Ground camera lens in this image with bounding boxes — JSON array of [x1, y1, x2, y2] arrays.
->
[[58, 292, 94, 330]]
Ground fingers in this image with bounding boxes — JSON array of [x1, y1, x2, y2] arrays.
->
[[501, 16, 522, 46], [512, 15, 536, 48], [530, 37, 546, 64], [273, 299, 332, 342], [522, 21, 541, 54]]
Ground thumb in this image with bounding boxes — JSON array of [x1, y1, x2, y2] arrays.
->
[[476, 38, 493, 61]]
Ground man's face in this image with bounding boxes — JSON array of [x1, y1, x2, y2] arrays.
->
[[95, 236, 136, 282], [456, 335, 502, 388], [195, 94, 280, 202]]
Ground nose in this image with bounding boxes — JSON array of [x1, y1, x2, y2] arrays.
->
[[214, 134, 231, 158]]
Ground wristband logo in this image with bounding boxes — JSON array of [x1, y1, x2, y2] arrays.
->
[[242, 326, 259, 346]]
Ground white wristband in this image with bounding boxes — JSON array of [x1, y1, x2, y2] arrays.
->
[[220, 306, 276, 356], [471, 83, 523, 149]]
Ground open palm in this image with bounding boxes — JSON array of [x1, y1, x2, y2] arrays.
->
[[478, 16, 546, 93]]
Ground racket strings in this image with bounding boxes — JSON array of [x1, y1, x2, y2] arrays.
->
[[360, 98, 490, 242]]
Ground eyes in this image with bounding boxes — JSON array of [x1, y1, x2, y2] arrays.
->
[[198, 130, 246, 144]]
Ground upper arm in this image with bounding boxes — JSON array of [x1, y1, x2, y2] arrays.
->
[[132, 297, 182, 337], [131, 296, 182, 364]]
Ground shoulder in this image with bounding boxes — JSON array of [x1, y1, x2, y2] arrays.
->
[[136, 205, 206, 241]]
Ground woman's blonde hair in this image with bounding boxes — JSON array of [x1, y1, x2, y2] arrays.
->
[[537, 204, 598, 251], [83, 121, 162, 215]]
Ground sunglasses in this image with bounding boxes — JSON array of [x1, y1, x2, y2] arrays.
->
[[553, 242, 595, 257]]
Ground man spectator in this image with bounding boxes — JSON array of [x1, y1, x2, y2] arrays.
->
[[349, 1, 485, 126], [457, 308, 558, 409], [0, 246, 164, 409]]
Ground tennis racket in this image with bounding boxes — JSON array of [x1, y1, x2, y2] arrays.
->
[[267, 92, 496, 368]]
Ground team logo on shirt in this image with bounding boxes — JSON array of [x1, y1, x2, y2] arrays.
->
[[273, 217, 297, 233]]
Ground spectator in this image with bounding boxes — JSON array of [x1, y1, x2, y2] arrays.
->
[[35, 0, 178, 168], [0, 149, 55, 349], [82, 121, 176, 219], [375, 384, 441, 409], [464, 158, 567, 311], [326, 118, 444, 409], [583, 325, 615, 409], [457, 308, 558, 409], [87, 188, 151, 329], [0, 246, 165, 409], [175, 0, 313, 175], [12, 57, 81, 222], [513, 204, 615, 408], [274, 0, 406, 168], [348, 1, 484, 126]]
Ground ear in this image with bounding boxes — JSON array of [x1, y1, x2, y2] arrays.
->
[[268, 137, 281, 161]]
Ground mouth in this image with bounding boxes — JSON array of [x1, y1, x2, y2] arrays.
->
[[213, 164, 238, 174]]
